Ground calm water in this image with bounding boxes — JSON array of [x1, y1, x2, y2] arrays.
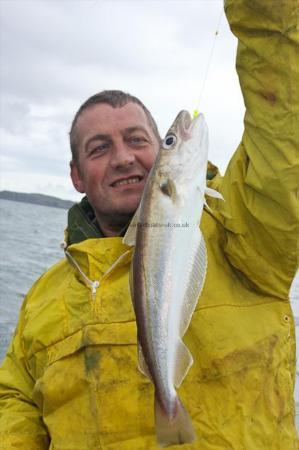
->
[[0, 198, 298, 427], [0, 199, 67, 356]]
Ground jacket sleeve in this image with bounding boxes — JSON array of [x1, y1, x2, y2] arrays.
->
[[219, 0, 299, 298], [0, 300, 50, 450]]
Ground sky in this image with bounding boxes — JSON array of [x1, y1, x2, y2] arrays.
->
[[0, 0, 245, 202]]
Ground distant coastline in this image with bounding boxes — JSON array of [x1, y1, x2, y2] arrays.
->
[[0, 190, 75, 210]]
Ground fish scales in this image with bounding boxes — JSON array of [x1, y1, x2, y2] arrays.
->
[[123, 110, 223, 447], [134, 195, 174, 400]]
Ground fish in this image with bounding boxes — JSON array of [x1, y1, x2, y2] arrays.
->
[[123, 110, 223, 447]]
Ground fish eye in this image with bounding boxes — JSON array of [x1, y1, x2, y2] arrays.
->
[[163, 133, 177, 149]]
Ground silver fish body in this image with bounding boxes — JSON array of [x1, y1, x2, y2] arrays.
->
[[124, 110, 222, 447]]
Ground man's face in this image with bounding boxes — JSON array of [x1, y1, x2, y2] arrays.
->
[[70, 102, 159, 224]]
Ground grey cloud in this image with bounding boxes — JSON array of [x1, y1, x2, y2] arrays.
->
[[1, 0, 228, 103], [0, 0, 245, 199], [0, 100, 31, 134]]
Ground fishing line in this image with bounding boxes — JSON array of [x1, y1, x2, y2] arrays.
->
[[193, 6, 224, 119], [89, 0, 222, 119]]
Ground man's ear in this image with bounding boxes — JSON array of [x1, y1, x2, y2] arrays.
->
[[70, 160, 85, 193]]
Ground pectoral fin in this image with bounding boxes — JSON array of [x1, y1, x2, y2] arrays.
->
[[160, 178, 177, 201], [205, 186, 224, 200]]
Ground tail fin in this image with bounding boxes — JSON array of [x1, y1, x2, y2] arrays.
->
[[154, 395, 196, 447]]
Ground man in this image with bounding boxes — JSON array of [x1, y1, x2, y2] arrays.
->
[[68, 92, 161, 238], [0, 1, 298, 449]]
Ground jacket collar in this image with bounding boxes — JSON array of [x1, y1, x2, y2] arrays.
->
[[66, 196, 103, 246]]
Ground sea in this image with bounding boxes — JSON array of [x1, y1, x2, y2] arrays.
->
[[0, 198, 298, 428]]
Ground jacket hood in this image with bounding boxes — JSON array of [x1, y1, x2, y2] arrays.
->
[[66, 196, 103, 246]]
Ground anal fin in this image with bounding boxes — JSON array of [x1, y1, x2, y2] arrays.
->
[[179, 231, 207, 337], [174, 340, 193, 388]]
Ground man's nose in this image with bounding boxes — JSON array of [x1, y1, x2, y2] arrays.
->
[[110, 142, 135, 169]]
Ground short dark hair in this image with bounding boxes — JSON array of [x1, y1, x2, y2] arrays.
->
[[69, 90, 161, 163]]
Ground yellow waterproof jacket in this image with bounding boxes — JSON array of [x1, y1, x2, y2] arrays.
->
[[1, 1, 298, 449]]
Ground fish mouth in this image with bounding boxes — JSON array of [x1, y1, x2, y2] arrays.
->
[[176, 110, 192, 141]]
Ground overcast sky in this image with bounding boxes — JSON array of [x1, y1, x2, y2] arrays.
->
[[0, 0, 245, 202]]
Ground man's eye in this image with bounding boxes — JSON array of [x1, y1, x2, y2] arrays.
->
[[90, 143, 109, 155], [129, 136, 147, 145]]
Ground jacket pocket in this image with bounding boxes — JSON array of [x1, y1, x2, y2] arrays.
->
[[33, 321, 155, 449]]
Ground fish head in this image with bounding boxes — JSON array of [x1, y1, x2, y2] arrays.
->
[[157, 110, 209, 191], [166, 110, 193, 143], [160, 111, 192, 158]]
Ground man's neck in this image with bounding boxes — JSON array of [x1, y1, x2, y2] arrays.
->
[[96, 214, 133, 237]]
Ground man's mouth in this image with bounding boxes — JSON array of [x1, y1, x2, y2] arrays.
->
[[111, 176, 143, 188]]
